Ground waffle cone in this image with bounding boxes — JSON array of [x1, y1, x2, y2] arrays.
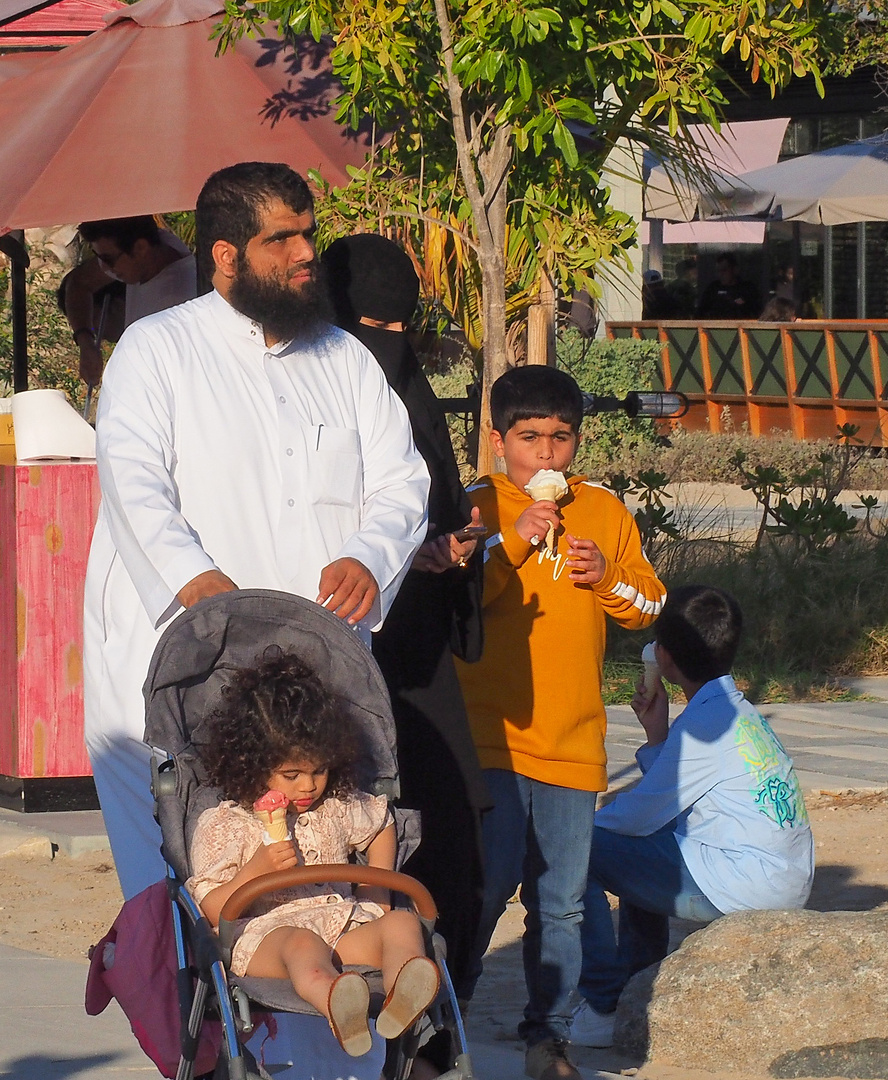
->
[[256, 807, 289, 842]]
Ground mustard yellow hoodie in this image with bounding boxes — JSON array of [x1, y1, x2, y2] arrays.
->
[[455, 473, 666, 792]]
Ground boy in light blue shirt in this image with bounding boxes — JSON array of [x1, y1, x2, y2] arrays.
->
[[572, 584, 814, 1048]]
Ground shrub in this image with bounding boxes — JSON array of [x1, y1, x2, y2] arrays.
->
[[556, 330, 662, 476], [595, 426, 888, 489]]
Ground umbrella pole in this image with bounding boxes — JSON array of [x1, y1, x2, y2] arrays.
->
[[0, 231, 30, 392]]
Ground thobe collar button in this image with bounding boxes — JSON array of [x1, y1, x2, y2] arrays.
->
[[286, 448, 294, 456]]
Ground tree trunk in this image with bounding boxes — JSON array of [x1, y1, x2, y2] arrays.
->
[[476, 169, 509, 476], [477, 248, 508, 475]]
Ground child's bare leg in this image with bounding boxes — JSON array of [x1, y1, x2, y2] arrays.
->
[[336, 909, 425, 990], [338, 913, 439, 1039], [246, 926, 340, 1015]]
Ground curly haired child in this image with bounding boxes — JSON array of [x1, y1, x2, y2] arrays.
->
[[186, 650, 439, 1057]]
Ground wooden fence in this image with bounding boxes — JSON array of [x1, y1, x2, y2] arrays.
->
[[606, 320, 888, 446]]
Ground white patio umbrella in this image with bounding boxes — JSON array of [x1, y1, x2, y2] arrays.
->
[[700, 132, 888, 225]]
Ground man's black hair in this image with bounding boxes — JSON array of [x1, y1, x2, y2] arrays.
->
[[715, 252, 738, 269], [78, 216, 160, 253], [490, 365, 583, 435], [655, 584, 743, 684], [195, 162, 314, 282]]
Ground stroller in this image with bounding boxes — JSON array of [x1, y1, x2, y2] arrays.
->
[[142, 588, 476, 1080]]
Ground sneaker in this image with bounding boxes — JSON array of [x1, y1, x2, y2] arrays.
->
[[569, 999, 615, 1048], [524, 1038, 582, 1080]]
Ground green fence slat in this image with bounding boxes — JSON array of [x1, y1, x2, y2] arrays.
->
[[746, 329, 787, 396]]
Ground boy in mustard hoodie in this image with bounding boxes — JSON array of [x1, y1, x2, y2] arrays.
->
[[456, 366, 666, 1080]]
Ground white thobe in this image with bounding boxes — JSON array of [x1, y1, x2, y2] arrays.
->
[[84, 289, 429, 900]]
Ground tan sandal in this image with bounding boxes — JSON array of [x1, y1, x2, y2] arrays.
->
[[327, 970, 372, 1057], [375, 956, 440, 1040]]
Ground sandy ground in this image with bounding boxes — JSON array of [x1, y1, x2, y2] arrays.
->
[[1, 790, 885, 1079]]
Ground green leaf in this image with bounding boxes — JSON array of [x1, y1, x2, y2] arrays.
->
[[552, 118, 579, 169], [658, 0, 682, 21], [518, 58, 533, 100]]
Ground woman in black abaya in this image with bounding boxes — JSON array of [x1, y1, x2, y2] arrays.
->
[[322, 236, 489, 1029]]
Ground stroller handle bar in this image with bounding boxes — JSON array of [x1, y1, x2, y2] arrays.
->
[[218, 865, 439, 948]]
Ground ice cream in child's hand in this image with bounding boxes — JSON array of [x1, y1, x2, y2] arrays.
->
[[524, 469, 569, 553], [641, 641, 660, 696], [253, 790, 290, 843]]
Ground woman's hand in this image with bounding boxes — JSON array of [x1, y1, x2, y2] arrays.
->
[[412, 507, 485, 573]]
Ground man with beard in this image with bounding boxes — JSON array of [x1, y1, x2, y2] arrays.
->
[[83, 162, 430, 900]]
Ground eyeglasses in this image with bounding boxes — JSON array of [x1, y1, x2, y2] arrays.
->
[[95, 247, 126, 270]]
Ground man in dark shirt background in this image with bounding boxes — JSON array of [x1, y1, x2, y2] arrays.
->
[[696, 252, 762, 320]]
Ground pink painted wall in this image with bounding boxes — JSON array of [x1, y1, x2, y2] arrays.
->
[[0, 461, 100, 779]]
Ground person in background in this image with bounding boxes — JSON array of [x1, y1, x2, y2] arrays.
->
[[641, 269, 676, 320], [696, 252, 762, 320], [759, 296, 797, 322], [666, 256, 698, 318], [61, 215, 197, 384], [322, 233, 488, 1077]]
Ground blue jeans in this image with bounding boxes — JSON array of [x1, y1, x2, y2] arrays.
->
[[579, 825, 723, 1013], [467, 769, 597, 1046]]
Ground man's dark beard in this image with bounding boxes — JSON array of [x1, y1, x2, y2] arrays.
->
[[229, 257, 333, 346]]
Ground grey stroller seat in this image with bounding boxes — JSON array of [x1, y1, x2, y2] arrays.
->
[[143, 589, 474, 1080]]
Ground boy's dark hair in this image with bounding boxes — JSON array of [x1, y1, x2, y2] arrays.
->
[[655, 584, 743, 684], [195, 161, 314, 281], [200, 649, 363, 808], [78, 216, 160, 253], [490, 365, 584, 435]]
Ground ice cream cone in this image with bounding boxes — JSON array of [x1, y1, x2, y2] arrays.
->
[[641, 641, 660, 696], [253, 790, 290, 843], [256, 807, 289, 842], [524, 470, 569, 553]]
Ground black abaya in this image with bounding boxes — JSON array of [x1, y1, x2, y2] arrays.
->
[[354, 323, 489, 1000]]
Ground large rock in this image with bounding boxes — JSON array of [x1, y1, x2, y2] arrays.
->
[[614, 909, 888, 1076]]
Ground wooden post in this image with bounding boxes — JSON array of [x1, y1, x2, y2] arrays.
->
[[526, 267, 556, 366]]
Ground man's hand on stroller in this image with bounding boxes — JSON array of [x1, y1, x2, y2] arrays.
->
[[316, 558, 379, 626], [177, 569, 238, 608]]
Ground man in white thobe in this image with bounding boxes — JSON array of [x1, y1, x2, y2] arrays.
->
[[83, 162, 430, 906]]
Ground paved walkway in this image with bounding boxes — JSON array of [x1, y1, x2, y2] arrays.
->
[[2, 687, 886, 1080]]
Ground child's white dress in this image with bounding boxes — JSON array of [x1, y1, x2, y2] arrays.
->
[[187, 791, 391, 976]]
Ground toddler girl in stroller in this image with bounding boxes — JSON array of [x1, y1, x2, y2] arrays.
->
[[187, 649, 440, 1058]]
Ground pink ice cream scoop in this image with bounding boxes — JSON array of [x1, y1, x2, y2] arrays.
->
[[253, 790, 290, 842]]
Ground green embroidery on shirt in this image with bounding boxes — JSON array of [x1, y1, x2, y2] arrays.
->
[[735, 714, 809, 828]]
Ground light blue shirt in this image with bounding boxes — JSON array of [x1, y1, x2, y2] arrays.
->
[[598, 675, 814, 913]]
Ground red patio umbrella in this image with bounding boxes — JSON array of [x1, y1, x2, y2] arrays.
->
[[0, 0, 370, 231]]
